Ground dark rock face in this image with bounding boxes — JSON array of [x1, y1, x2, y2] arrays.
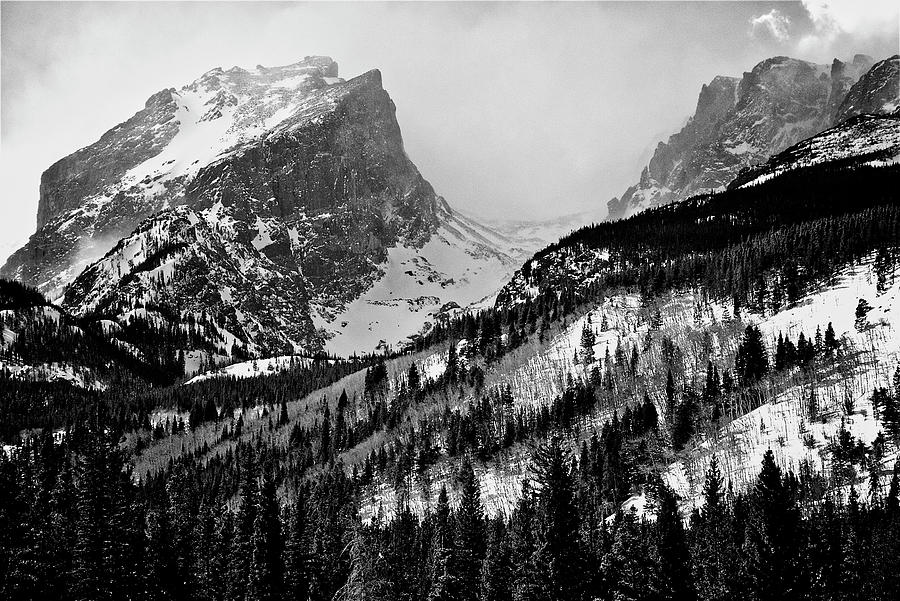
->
[[176, 68, 441, 309], [834, 55, 900, 124], [607, 54, 897, 221], [826, 55, 875, 123], [0, 57, 453, 354], [36, 88, 179, 230]]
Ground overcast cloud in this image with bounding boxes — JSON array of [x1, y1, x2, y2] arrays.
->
[[1, 1, 897, 265]]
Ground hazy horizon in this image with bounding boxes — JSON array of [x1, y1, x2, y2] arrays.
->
[[2, 1, 898, 266]]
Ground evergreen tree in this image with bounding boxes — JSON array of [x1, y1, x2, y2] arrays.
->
[[655, 484, 695, 601], [665, 370, 677, 424], [278, 398, 289, 426], [691, 457, 734, 601], [408, 362, 422, 393], [602, 510, 657, 601], [580, 324, 596, 366], [227, 448, 258, 601], [320, 401, 332, 463], [284, 492, 310, 601], [743, 450, 804, 601], [736, 325, 768, 385], [824, 322, 838, 356], [429, 486, 462, 601], [532, 437, 582, 600], [456, 459, 486, 601], [479, 519, 512, 601], [508, 481, 539, 601], [247, 469, 283, 601]]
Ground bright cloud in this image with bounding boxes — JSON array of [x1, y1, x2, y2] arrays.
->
[[798, 0, 899, 55], [750, 9, 792, 43]]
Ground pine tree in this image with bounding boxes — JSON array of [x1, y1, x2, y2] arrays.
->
[[655, 485, 695, 601], [278, 398, 289, 426], [601, 510, 657, 601], [508, 481, 539, 601], [284, 492, 310, 601], [691, 457, 734, 601], [580, 324, 596, 366], [429, 486, 462, 601], [320, 401, 332, 463], [455, 459, 485, 601], [479, 519, 512, 601], [735, 325, 768, 385], [447, 342, 459, 382], [824, 322, 838, 356], [855, 298, 873, 331], [532, 437, 582, 600], [71, 422, 137, 601], [665, 370, 677, 424], [146, 507, 177, 601], [743, 450, 804, 601], [247, 469, 283, 601], [408, 362, 422, 392], [227, 448, 258, 601]]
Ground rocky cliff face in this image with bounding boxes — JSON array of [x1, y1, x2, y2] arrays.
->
[[835, 55, 900, 123], [2, 57, 520, 355], [606, 54, 899, 221]]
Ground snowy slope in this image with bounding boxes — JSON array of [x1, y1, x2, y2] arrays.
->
[[60, 203, 320, 354], [384, 258, 899, 521], [482, 210, 601, 255], [184, 355, 311, 384], [733, 115, 900, 189], [314, 201, 522, 356], [665, 259, 900, 510]]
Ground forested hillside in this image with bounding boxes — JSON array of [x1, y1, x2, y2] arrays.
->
[[2, 142, 900, 600]]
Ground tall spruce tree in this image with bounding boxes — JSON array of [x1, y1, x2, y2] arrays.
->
[[455, 459, 486, 601], [227, 447, 259, 601], [247, 468, 283, 601], [655, 485, 695, 601], [533, 437, 582, 601], [743, 450, 804, 601], [736, 325, 768, 385]]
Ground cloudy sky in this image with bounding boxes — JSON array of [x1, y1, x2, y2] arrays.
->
[[1, 1, 897, 265]]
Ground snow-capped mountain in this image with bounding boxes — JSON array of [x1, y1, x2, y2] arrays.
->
[[606, 54, 899, 220], [1, 57, 525, 356], [483, 209, 601, 254]]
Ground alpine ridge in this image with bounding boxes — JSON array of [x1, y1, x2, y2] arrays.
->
[[607, 54, 900, 220]]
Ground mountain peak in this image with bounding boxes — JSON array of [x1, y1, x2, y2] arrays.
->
[[1, 55, 522, 356], [606, 53, 898, 221]]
